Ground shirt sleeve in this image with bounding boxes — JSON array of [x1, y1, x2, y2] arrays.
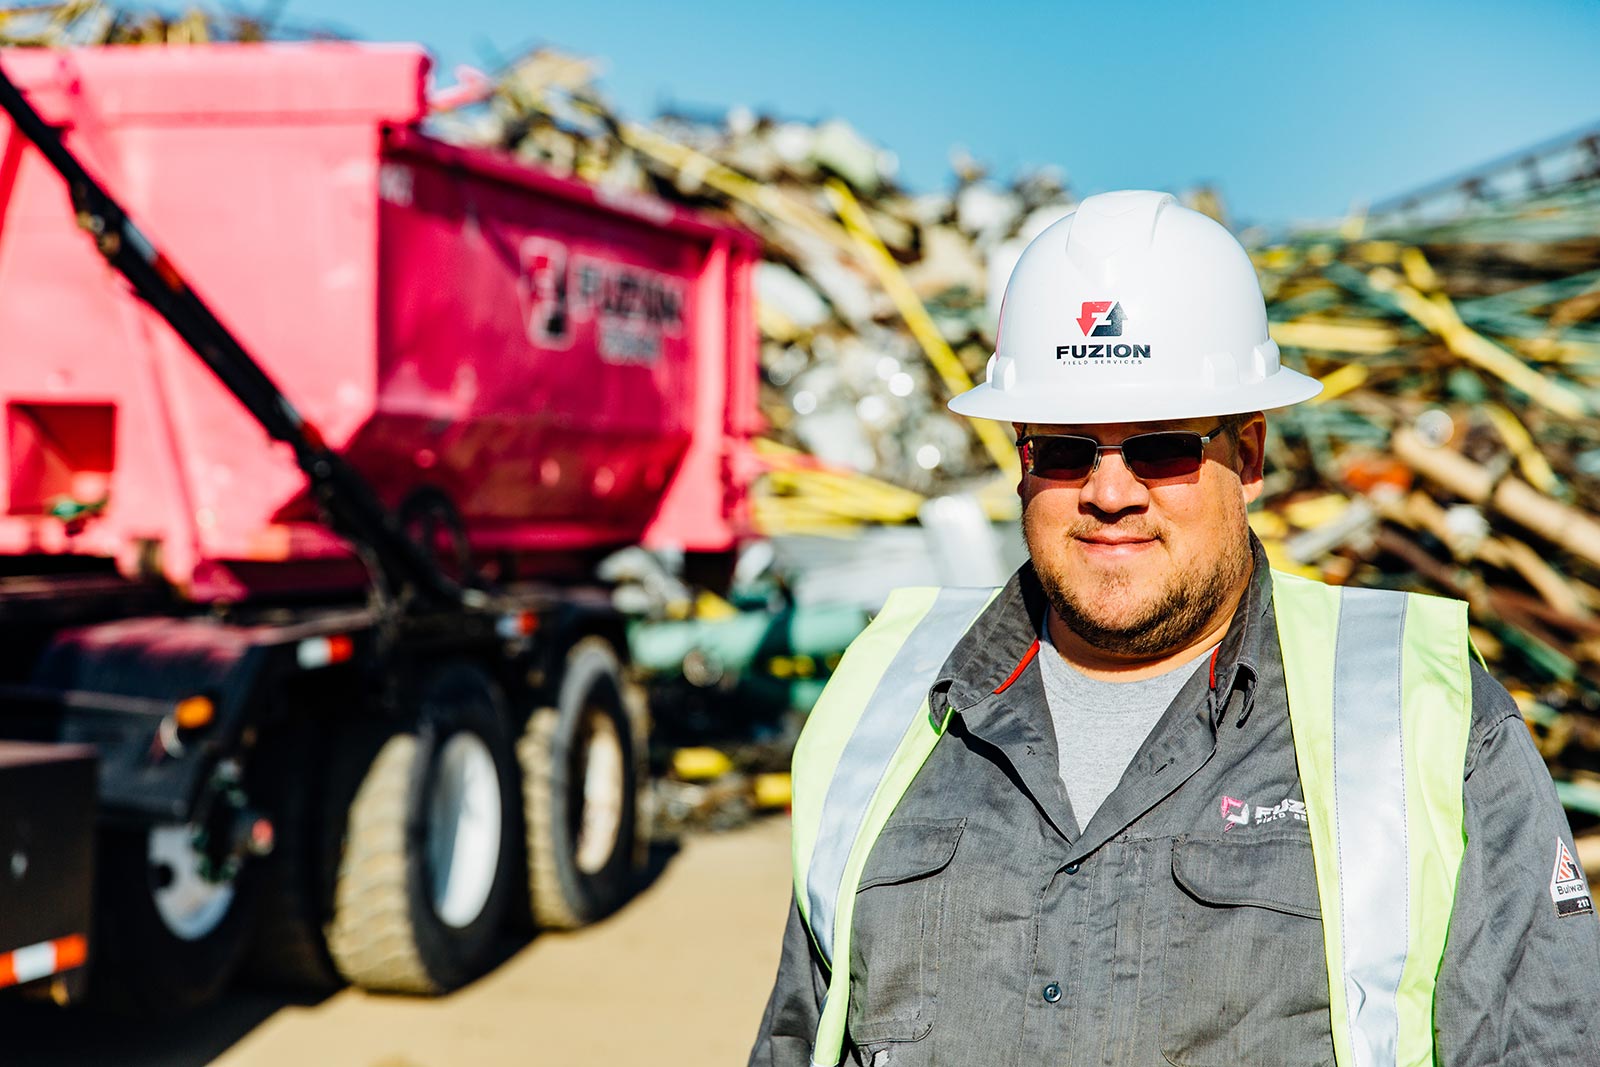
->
[[1434, 661, 1600, 1065], [749, 892, 833, 1067]]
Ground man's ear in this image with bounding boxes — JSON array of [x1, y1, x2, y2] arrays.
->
[[1237, 413, 1267, 505]]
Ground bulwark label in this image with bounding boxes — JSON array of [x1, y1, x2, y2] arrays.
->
[[1550, 839, 1594, 918]]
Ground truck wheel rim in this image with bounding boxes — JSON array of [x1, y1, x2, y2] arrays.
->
[[574, 710, 626, 874], [149, 824, 235, 941], [427, 731, 503, 929]]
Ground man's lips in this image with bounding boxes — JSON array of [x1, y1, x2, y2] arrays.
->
[[1076, 531, 1159, 547], [1072, 530, 1163, 561]]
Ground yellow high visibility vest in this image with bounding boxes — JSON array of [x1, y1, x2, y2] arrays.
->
[[790, 572, 1472, 1067]]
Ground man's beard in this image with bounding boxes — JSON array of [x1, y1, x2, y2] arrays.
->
[[1030, 522, 1252, 659]]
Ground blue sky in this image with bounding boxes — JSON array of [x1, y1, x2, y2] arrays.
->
[[271, 0, 1598, 226]]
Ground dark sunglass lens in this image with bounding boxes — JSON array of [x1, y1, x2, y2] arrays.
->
[[1122, 432, 1203, 480], [1028, 436, 1098, 479]]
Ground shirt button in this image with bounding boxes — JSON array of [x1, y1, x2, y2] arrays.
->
[[1064, 862, 1080, 874], [1043, 982, 1063, 1003]]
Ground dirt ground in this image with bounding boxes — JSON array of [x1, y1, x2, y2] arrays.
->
[[1, 815, 793, 1067]]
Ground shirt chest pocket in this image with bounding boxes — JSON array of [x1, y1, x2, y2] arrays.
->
[[847, 819, 965, 1046], [1160, 834, 1336, 1067]]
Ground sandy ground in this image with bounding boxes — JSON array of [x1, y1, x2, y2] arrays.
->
[[2, 815, 793, 1067]]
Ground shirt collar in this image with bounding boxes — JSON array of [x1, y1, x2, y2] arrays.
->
[[1209, 534, 1272, 728], [931, 533, 1275, 730], [935, 562, 1048, 716]]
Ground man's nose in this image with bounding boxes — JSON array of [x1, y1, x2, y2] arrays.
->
[[1076, 449, 1150, 514]]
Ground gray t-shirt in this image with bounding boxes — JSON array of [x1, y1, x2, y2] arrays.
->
[[1037, 617, 1215, 828]]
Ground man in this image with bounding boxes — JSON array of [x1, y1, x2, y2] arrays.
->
[[750, 190, 1600, 1067]]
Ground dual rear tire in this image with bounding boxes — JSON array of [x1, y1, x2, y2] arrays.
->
[[522, 637, 645, 930], [323, 641, 643, 993]]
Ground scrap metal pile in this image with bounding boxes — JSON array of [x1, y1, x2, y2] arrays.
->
[[0, 1, 287, 45], [1251, 151, 1600, 810]]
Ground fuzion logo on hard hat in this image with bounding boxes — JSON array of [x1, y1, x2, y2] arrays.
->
[[1075, 300, 1125, 337], [1055, 299, 1151, 364]]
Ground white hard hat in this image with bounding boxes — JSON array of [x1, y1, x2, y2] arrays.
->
[[949, 190, 1321, 424]]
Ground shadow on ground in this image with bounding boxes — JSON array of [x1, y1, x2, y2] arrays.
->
[[0, 835, 687, 1066], [0, 989, 302, 1067]]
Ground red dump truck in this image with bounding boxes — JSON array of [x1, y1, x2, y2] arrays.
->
[[0, 44, 759, 1010]]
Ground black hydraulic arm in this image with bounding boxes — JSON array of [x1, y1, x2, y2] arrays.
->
[[0, 59, 460, 608]]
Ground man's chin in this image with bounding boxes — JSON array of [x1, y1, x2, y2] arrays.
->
[[1051, 588, 1168, 642], [1068, 610, 1168, 650]]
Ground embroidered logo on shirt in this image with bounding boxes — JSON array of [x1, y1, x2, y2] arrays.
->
[[1219, 795, 1308, 831], [1254, 798, 1308, 825], [1220, 795, 1250, 831], [1550, 839, 1594, 918]]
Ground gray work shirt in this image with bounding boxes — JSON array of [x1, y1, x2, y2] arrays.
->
[[750, 541, 1600, 1066]]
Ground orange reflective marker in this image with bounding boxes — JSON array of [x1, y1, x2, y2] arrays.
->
[[174, 695, 215, 730]]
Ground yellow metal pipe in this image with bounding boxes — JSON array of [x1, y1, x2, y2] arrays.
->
[[1367, 267, 1589, 419], [1270, 321, 1402, 355], [615, 121, 856, 255], [1309, 363, 1370, 405], [823, 180, 1020, 478], [1482, 403, 1560, 495]]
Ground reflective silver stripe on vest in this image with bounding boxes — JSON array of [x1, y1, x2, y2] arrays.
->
[[1332, 587, 1410, 1067], [805, 587, 995, 963]]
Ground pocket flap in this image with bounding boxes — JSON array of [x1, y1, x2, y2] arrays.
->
[[857, 820, 965, 892], [1172, 836, 1322, 919]]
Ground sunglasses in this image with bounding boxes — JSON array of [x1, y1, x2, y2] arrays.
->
[[1018, 424, 1228, 483]]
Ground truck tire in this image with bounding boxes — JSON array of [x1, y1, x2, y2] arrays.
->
[[522, 636, 643, 929], [93, 821, 259, 1015], [325, 663, 518, 994]]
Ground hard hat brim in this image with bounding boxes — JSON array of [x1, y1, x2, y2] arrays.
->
[[947, 366, 1324, 425]]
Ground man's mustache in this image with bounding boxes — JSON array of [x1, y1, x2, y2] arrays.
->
[[1058, 518, 1167, 542]]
